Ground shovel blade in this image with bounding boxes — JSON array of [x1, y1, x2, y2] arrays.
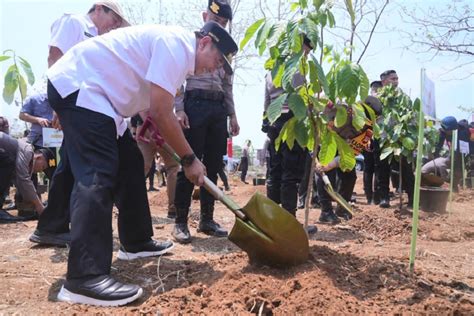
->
[[325, 186, 354, 215], [229, 193, 309, 267]]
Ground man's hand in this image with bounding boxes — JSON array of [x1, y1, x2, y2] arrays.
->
[[36, 117, 51, 127], [316, 162, 331, 174], [176, 111, 190, 129], [51, 111, 62, 130], [183, 158, 206, 186], [229, 114, 240, 136]]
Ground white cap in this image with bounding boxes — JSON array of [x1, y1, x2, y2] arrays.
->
[[95, 0, 131, 27]]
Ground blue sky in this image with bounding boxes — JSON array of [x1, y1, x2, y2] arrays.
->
[[1, 0, 473, 148]]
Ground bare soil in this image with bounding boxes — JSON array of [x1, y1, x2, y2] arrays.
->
[[1, 174, 473, 315]]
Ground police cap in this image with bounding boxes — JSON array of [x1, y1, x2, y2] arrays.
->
[[197, 21, 238, 75], [208, 0, 232, 20]]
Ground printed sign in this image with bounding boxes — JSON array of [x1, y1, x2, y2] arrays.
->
[[42, 127, 63, 147], [422, 73, 436, 118], [459, 140, 470, 154]]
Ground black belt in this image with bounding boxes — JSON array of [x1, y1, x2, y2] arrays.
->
[[185, 89, 225, 102]]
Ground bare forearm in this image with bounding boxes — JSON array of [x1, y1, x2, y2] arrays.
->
[[19, 112, 39, 124]]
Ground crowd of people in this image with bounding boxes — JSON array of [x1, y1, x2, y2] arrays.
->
[[0, 0, 473, 308]]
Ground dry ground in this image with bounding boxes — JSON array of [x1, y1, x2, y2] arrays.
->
[[1, 173, 473, 314]]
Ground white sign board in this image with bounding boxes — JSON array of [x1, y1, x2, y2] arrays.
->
[[459, 140, 470, 154], [42, 127, 63, 147], [422, 73, 436, 118]]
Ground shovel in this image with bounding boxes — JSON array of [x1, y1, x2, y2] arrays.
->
[[137, 117, 309, 266], [314, 157, 354, 216]]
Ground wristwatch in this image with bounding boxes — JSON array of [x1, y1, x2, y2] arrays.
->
[[181, 153, 196, 167]]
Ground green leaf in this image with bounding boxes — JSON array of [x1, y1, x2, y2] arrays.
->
[[318, 130, 337, 164], [362, 102, 376, 125], [272, 63, 284, 88], [299, 0, 308, 9], [357, 66, 369, 100], [281, 117, 297, 149], [18, 74, 27, 101], [267, 93, 287, 124], [240, 18, 265, 50], [327, 10, 336, 27], [0, 55, 11, 62], [351, 103, 366, 131], [18, 56, 35, 85], [413, 98, 421, 112], [335, 106, 347, 128], [337, 63, 360, 99], [334, 133, 356, 171], [282, 52, 302, 91], [344, 0, 355, 24], [301, 17, 319, 50], [288, 93, 307, 120], [380, 147, 393, 161], [310, 55, 329, 96], [3, 65, 19, 104], [255, 21, 272, 52], [294, 120, 309, 148], [313, 0, 324, 10], [402, 137, 416, 151]]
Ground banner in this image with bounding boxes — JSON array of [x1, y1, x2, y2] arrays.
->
[[421, 73, 436, 118]]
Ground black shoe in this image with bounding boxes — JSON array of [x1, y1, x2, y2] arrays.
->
[[29, 229, 70, 247], [3, 202, 16, 211], [117, 239, 174, 260], [318, 211, 341, 225], [297, 201, 305, 209], [304, 225, 318, 235], [172, 223, 192, 244], [148, 187, 158, 192], [335, 206, 353, 220], [379, 198, 390, 208], [367, 198, 373, 205], [198, 219, 228, 237], [0, 210, 23, 223], [373, 196, 381, 205], [58, 275, 143, 306], [167, 210, 176, 219], [241, 180, 249, 184], [224, 186, 230, 191]]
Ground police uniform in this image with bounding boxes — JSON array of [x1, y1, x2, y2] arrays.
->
[[263, 72, 307, 215], [172, 0, 235, 243]]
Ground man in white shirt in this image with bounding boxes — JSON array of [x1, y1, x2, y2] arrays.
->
[[46, 21, 237, 306], [30, 0, 129, 247]]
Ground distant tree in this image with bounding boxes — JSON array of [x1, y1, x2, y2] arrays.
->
[[401, 0, 473, 78]]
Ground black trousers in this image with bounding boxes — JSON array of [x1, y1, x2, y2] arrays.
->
[[298, 152, 318, 205], [362, 147, 378, 200], [0, 150, 15, 206], [217, 165, 229, 188], [174, 97, 228, 212], [266, 116, 306, 214], [240, 156, 248, 181], [378, 154, 414, 201], [47, 82, 153, 280], [317, 167, 357, 212]]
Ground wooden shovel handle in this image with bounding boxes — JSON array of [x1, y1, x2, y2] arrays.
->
[[138, 116, 246, 220]]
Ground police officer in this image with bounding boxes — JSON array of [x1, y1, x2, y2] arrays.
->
[[30, 0, 129, 247], [0, 132, 54, 221], [172, 0, 239, 244], [43, 21, 237, 306], [263, 36, 313, 219]]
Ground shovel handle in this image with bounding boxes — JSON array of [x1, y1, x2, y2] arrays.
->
[[138, 116, 246, 220]]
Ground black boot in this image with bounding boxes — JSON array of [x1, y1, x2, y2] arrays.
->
[[198, 205, 228, 237], [172, 208, 191, 244]]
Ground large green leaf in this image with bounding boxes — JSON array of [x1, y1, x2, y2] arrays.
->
[[313, 0, 324, 10], [327, 10, 336, 27], [337, 63, 360, 99], [294, 120, 309, 148], [281, 117, 297, 149], [267, 93, 287, 124], [300, 17, 319, 50], [0, 55, 11, 62], [351, 103, 366, 131], [288, 93, 307, 120], [402, 137, 416, 151], [334, 133, 356, 171], [272, 63, 284, 88], [3, 65, 19, 104], [310, 55, 329, 96], [282, 52, 302, 91], [18, 74, 27, 101], [318, 130, 337, 165], [18, 56, 35, 85], [240, 18, 265, 50], [344, 0, 355, 24], [357, 66, 369, 100], [335, 106, 347, 128], [380, 146, 393, 161]]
